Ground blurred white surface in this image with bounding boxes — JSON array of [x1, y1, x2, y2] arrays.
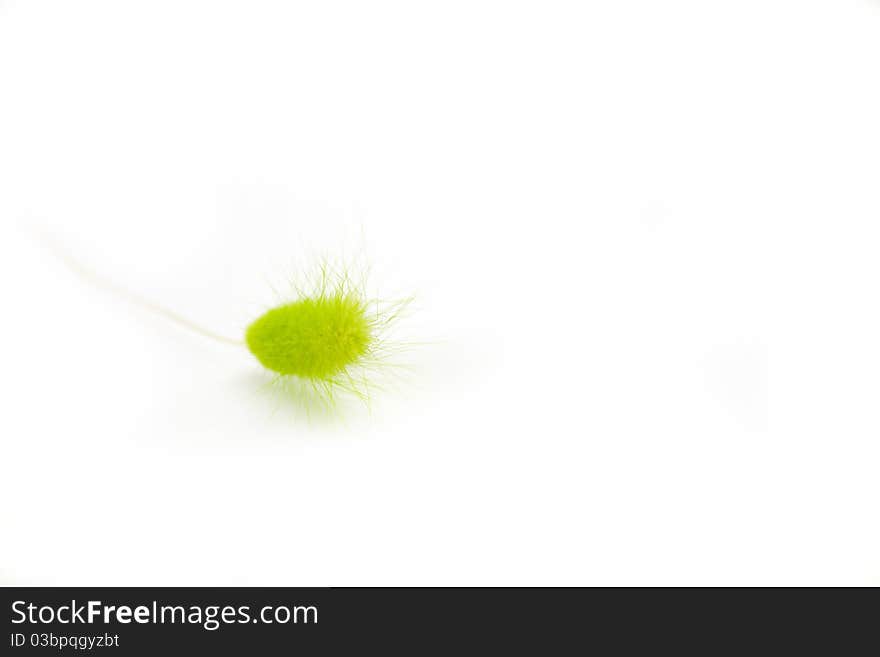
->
[[1, 0, 879, 585]]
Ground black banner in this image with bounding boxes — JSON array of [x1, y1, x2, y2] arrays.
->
[[1, 587, 875, 653]]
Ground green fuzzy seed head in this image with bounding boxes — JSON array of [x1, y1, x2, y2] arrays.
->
[[246, 293, 371, 381]]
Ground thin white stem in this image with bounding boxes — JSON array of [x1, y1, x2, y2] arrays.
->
[[38, 230, 244, 347]]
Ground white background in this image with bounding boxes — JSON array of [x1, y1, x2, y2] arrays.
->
[[1, 0, 879, 585]]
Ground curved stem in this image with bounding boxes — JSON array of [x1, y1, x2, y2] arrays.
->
[[38, 229, 244, 347]]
